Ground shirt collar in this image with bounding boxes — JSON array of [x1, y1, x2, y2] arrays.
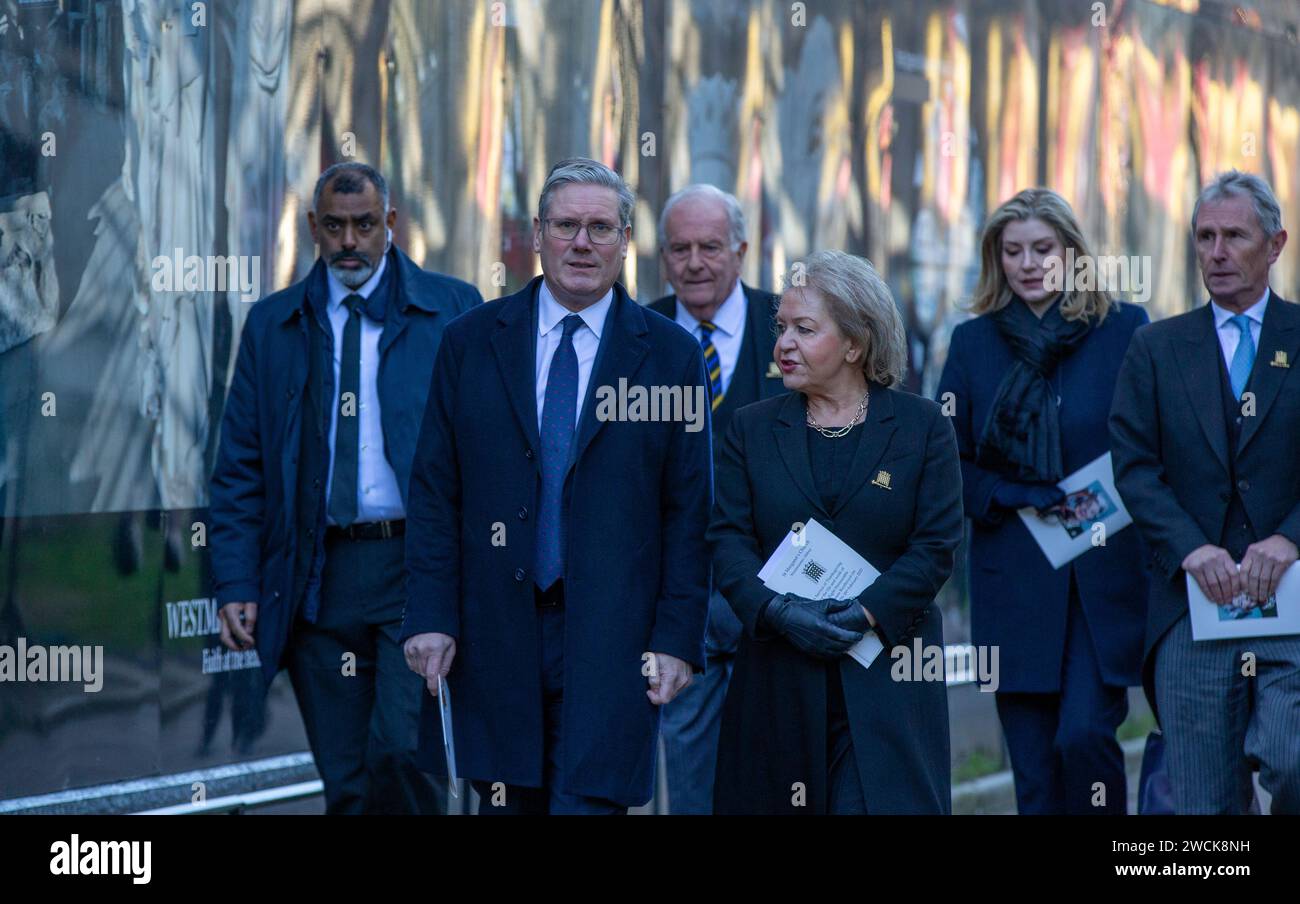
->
[[537, 278, 613, 341], [674, 278, 745, 336], [326, 252, 388, 311], [1211, 286, 1270, 329]]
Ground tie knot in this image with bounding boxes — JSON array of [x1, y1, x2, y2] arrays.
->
[[699, 320, 716, 338], [343, 293, 365, 316], [1231, 313, 1252, 335], [560, 314, 583, 339]]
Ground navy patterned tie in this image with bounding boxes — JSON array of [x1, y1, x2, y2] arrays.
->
[[534, 314, 583, 590]]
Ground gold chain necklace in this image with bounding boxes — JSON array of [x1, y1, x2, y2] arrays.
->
[[806, 390, 870, 438]]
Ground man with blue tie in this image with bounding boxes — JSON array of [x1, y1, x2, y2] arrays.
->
[[401, 158, 713, 814], [1111, 170, 1300, 814], [210, 163, 482, 813], [648, 184, 785, 813]]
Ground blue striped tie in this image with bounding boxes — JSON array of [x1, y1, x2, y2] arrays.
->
[[534, 314, 582, 591], [1229, 313, 1255, 400], [699, 320, 724, 411]]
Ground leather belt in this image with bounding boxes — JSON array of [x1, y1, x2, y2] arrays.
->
[[325, 519, 405, 541]]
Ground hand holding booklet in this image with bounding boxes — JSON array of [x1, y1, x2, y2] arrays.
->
[[1017, 452, 1132, 569], [1186, 562, 1300, 641], [757, 518, 884, 669]]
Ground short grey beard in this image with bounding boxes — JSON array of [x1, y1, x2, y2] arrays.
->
[[329, 261, 375, 289]]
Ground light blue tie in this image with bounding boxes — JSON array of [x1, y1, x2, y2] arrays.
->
[[1228, 313, 1255, 400]]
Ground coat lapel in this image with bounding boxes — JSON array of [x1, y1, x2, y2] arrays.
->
[[1239, 290, 1300, 454], [830, 384, 898, 517], [570, 284, 649, 468], [490, 280, 543, 467], [1173, 304, 1230, 474], [773, 392, 830, 520]]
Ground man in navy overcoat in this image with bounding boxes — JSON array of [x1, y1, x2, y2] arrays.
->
[[401, 158, 712, 813]]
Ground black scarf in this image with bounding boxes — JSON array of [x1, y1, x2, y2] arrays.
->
[[975, 296, 1091, 483]]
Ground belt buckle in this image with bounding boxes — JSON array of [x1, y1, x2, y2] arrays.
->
[[381, 520, 392, 539]]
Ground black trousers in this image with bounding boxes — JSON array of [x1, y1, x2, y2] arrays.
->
[[995, 579, 1128, 815], [286, 532, 445, 815]]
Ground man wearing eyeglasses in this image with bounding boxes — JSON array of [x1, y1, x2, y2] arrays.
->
[[647, 184, 786, 813], [401, 158, 713, 813]]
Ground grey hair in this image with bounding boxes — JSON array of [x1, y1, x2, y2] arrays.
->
[[538, 157, 635, 228], [313, 162, 390, 213], [789, 250, 908, 387], [1193, 170, 1284, 238], [657, 184, 747, 248]]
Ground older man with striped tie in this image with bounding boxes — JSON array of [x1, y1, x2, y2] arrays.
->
[[649, 184, 787, 813]]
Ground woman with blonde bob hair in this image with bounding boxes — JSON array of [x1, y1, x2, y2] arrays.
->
[[937, 188, 1150, 815], [709, 250, 962, 814]]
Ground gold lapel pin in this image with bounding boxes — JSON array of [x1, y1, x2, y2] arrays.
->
[[766, 361, 782, 378], [1270, 350, 1290, 368], [872, 470, 893, 490]]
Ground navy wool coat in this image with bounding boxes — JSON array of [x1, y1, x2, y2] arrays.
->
[[209, 246, 482, 686], [935, 301, 1149, 693], [400, 276, 713, 808]]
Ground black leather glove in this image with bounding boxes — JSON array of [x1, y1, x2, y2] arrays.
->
[[825, 598, 872, 634], [992, 481, 1066, 513], [759, 594, 863, 660]]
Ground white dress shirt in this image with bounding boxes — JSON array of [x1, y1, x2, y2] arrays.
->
[[535, 279, 613, 432], [1210, 287, 1269, 373], [673, 278, 746, 395], [324, 254, 405, 524]]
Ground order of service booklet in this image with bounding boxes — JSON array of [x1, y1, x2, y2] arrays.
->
[[757, 518, 884, 669]]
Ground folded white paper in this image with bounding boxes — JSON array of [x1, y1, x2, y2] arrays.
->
[[1017, 452, 1132, 569], [1187, 562, 1300, 641], [757, 518, 884, 669]]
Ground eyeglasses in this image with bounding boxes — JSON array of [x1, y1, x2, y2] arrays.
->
[[665, 241, 729, 262], [544, 218, 624, 245]]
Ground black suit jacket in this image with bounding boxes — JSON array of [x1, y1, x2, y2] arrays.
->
[[648, 282, 788, 454], [1110, 292, 1300, 709], [708, 387, 962, 813]]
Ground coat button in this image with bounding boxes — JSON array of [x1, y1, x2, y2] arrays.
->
[[307, 528, 315, 538], [514, 568, 526, 582], [1238, 479, 1250, 492], [313, 479, 321, 489], [518, 507, 528, 520], [287, 388, 296, 398], [525, 448, 534, 460]]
